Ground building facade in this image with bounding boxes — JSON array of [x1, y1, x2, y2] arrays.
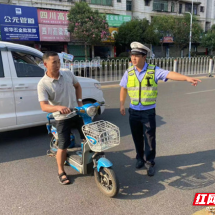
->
[[0, 0, 213, 58]]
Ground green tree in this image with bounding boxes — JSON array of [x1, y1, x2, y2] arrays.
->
[[114, 18, 159, 54], [151, 14, 203, 51], [201, 25, 215, 55], [67, 2, 109, 60]]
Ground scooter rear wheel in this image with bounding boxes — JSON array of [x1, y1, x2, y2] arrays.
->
[[49, 136, 58, 155], [94, 167, 119, 198]]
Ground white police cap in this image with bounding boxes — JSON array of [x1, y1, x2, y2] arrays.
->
[[130, 42, 151, 55]]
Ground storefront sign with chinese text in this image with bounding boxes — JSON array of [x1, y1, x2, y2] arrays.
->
[[39, 24, 70, 41], [1, 25, 39, 41], [0, 4, 39, 41], [37, 9, 69, 25], [106, 15, 131, 27], [162, 36, 174, 43]]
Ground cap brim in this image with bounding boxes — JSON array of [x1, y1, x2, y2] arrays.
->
[[131, 50, 147, 55]]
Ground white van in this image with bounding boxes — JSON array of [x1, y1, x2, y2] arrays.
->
[[0, 41, 105, 132]]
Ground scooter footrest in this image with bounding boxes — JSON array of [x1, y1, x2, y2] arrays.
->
[[67, 147, 81, 152], [67, 150, 82, 165], [67, 155, 82, 165]]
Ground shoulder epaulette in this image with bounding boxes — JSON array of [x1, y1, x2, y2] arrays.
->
[[147, 64, 156, 70], [127, 66, 134, 72]]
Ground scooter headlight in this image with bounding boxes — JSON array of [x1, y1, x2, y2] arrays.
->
[[86, 106, 98, 117]]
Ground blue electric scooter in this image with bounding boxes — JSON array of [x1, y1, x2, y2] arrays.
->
[[46, 101, 120, 197]]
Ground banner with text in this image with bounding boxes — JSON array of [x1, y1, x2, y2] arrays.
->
[[102, 27, 118, 43]]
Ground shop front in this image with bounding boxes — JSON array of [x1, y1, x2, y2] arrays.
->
[[37, 9, 70, 53]]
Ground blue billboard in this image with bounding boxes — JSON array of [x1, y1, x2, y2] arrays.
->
[[0, 4, 39, 41]]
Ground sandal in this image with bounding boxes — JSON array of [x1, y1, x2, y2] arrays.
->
[[58, 172, 70, 185]]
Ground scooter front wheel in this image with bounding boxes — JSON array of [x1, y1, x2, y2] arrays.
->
[[94, 167, 119, 198]]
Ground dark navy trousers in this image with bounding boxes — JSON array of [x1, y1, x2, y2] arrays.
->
[[129, 108, 156, 166]]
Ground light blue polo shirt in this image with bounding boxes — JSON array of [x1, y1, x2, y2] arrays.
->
[[120, 62, 170, 110]]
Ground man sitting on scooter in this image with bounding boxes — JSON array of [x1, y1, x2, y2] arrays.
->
[[37, 51, 85, 185]]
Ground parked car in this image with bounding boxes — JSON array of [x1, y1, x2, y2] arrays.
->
[[0, 41, 105, 132]]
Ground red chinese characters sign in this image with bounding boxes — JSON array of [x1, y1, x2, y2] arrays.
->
[[39, 24, 70, 41], [37, 9, 69, 25], [163, 36, 174, 43]]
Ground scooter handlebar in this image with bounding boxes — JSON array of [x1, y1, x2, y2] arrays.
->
[[52, 108, 76, 118], [50, 102, 104, 118]]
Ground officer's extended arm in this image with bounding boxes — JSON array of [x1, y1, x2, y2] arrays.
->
[[166, 72, 201, 86], [120, 87, 127, 115]]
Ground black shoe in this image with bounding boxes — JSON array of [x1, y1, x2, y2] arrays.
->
[[136, 160, 144, 169], [145, 164, 155, 176]]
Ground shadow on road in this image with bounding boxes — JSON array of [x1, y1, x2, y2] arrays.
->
[[97, 108, 166, 137], [0, 125, 49, 163], [0, 108, 166, 164], [106, 149, 215, 200]]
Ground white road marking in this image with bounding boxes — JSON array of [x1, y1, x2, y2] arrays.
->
[[186, 89, 215, 94]]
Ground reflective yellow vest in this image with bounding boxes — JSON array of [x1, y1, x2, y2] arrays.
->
[[127, 64, 158, 106]]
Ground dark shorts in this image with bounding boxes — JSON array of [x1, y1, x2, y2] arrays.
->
[[55, 115, 85, 149]]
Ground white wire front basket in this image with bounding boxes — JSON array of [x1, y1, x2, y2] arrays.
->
[[82, 120, 120, 152]]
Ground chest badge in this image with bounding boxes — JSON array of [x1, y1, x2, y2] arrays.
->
[[128, 72, 134, 76]]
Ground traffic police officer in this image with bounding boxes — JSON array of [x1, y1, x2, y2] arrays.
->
[[120, 42, 201, 176]]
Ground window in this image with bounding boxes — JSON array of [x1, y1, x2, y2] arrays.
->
[[179, 4, 182, 14], [200, 6, 204, 12], [145, 0, 150, 6], [0, 52, 4, 77], [206, 22, 210, 32], [171, 2, 174, 12], [90, 0, 112, 6], [117, 0, 121, 2], [193, 5, 198, 15], [153, 0, 168, 12], [12, 51, 44, 77], [185, 3, 198, 15], [126, 0, 132, 11]]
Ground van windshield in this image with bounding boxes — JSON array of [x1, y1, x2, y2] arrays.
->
[[11, 51, 45, 77]]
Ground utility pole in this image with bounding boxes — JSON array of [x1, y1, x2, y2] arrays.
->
[[188, 0, 193, 58]]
